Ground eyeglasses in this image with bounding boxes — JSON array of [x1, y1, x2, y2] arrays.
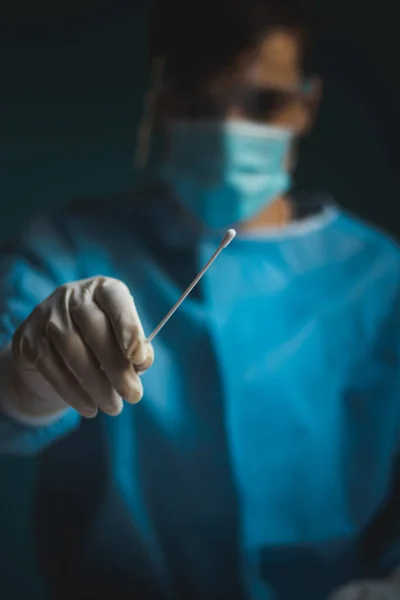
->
[[158, 81, 312, 122]]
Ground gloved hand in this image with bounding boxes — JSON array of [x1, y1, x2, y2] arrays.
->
[[5, 277, 153, 421], [328, 568, 400, 600]]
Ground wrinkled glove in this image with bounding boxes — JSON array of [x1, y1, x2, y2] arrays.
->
[[3, 277, 153, 422], [328, 568, 400, 600]]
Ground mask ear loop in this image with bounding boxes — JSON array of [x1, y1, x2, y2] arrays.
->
[[134, 56, 165, 170]]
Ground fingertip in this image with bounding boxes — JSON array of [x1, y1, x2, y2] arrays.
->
[[124, 383, 144, 405], [117, 370, 143, 405], [101, 397, 124, 417], [105, 404, 124, 417], [131, 387, 144, 404], [79, 407, 99, 419]]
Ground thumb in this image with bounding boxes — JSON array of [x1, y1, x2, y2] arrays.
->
[[132, 340, 154, 373], [126, 334, 154, 371], [93, 278, 151, 367]]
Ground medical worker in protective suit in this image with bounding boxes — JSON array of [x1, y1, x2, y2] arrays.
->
[[1, 1, 400, 599]]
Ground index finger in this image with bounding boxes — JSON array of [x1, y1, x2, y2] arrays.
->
[[94, 278, 151, 366]]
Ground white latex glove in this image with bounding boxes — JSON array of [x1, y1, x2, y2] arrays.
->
[[2, 277, 153, 423], [328, 568, 400, 600]]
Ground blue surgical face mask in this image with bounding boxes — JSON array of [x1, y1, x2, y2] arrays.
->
[[161, 120, 293, 229]]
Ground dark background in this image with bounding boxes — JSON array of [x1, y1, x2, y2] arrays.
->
[[0, 1, 399, 598]]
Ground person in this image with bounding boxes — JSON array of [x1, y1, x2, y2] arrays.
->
[[1, 0, 400, 598]]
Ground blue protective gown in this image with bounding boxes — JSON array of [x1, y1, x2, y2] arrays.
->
[[1, 184, 400, 600]]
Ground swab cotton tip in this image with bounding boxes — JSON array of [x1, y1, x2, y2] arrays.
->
[[221, 229, 236, 248]]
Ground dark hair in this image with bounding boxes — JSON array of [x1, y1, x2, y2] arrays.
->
[[149, 0, 318, 87]]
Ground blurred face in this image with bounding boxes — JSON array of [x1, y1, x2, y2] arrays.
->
[[144, 28, 322, 230], [158, 28, 320, 137]]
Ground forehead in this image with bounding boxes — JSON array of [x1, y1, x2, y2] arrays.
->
[[236, 29, 303, 88]]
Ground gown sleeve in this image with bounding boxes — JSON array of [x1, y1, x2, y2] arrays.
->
[[0, 212, 84, 455]]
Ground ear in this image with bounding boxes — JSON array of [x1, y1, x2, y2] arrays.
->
[[300, 76, 323, 137]]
